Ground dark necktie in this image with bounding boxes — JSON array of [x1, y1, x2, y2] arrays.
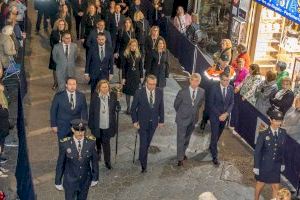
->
[[150, 91, 154, 108], [65, 45, 69, 59], [77, 140, 82, 159], [192, 90, 195, 106], [274, 131, 278, 140], [70, 93, 75, 110], [100, 47, 104, 61], [222, 87, 226, 99]]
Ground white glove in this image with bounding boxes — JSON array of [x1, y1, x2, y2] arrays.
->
[[55, 185, 64, 191], [90, 181, 98, 187], [253, 168, 259, 175], [281, 165, 285, 172]]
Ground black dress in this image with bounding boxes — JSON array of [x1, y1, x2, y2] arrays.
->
[[121, 52, 143, 96], [0, 105, 9, 141], [48, 30, 63, 70], [134, 19, 150, 56], [115, 29, 135, 68], [148, 50, 169, 88], [144, 35, 163, 75]]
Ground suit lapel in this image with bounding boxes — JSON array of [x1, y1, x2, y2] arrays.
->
[[70, 138, 79, 160], [194, 88, 201, 105], [64, 91, 71, 110], [75, 91, 80, 110], [142, 88, 151, 108]]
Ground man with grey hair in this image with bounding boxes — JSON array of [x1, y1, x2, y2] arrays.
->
[[198, 192, 217, 200], [174, 73, 205, 166]]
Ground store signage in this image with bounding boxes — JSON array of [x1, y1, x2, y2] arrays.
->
[[255, 0, 300, 24]]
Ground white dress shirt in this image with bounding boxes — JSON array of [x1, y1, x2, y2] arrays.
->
[[63, 43, 70, 56], [220, 84, 227, 98], [146, 87, 155, 105], [66, 90, 76, 108]]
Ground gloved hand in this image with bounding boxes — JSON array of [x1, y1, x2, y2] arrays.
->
[[253, 168, 259, 175], [281, 165, 285, 172], [90, 181, 98, 187], [55, 185, 64, 191]]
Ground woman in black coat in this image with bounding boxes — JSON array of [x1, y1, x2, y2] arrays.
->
[[48, 19, 68, 90], [80, 4, 102, 46], [269, 77, 294, 116], [133, 11, 150, 58], [88, 80, 120, 169], [121, 39, 143, 114], [115, 17, 135, 69], [56, 4, 72, 31], [148, 37, 169, 88]]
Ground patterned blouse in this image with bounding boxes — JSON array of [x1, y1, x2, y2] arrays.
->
[[240, 74, 263, 105]]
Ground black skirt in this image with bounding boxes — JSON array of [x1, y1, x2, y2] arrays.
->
[[255, 162, 281, 184]]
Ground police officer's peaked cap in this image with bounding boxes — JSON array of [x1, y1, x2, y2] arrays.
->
[[71, 119, 88, 131], [268, 109, 284, 120]]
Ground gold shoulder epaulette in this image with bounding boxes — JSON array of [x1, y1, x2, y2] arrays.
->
[[60, 137, 71, 143], [86, 134, 96, 141], [258, 123, 268, 132]]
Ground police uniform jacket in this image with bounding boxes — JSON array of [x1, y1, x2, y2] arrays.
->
[[254, 127, 286, 183], [55, 136, 99, 190]]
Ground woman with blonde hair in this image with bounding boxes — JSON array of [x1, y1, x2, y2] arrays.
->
[[213, 39, 233, 64], [88, 79, 120, 169], [133, 11, 149, 57], [121, 39, 143, 114], [115, 17, 135, 69], [56, 4, 72, 31], [148, 37, 169, 88], [49, 19, 68, 90], [275, 188, 291, 200]]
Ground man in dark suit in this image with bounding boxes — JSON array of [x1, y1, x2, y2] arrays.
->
[[71, 0, 88, 40], [208, 72, 234, 166], [131, 75, 164, 173], [174, 73, 205, 166], [108, 4, 125, 50], [85, 33, 114, 93], [55, 119, 99, 200], [86, 19, 112, 49], [88, 80, 121, 169], [50, 77, 88, 139]]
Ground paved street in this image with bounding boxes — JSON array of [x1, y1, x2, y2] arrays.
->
[[0, 1, 274, 200]]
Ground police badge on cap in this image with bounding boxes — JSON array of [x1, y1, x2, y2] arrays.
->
[[71, 119, 88, 131], [268, 109, 284, 120]]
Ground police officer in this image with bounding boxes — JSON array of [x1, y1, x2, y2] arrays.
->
[[253, 109, 286, 200], [55, 119, 99, 200]]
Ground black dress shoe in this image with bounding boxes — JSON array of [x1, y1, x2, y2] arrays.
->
[[177, 160, 184, 167], [212, 158, 220, 166], [105, 162, 112, 170], [183, 155, 188, 160], [141, 167, 147, 173], [200, 121, 206, 130]]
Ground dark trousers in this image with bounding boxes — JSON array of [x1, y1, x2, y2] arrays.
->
[[209, 117, 226, 159], [139, 122, 156, 169], [64, 179, 90, 200], [36, 9, 48, 31], [96, 129, 111, 164], [74, 15, 83, 39]]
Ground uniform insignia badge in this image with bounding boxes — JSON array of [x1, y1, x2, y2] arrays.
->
[[266, 136, 270, 141], [67, 148, 72, 153]]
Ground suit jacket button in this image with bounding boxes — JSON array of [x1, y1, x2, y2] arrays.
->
[[80, 176, 82, 179]]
